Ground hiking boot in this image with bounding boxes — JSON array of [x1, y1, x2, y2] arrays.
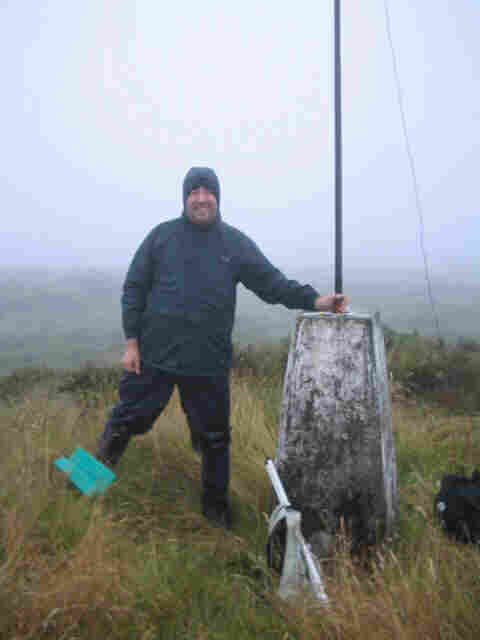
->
[[202, 499, 233, 530], [97, 423, 130, 468]]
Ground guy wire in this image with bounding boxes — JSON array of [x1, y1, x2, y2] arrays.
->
[[383, 0, 442, 343]]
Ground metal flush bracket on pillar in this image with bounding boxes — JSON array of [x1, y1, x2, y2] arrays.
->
[[275, 311, 398, 557]]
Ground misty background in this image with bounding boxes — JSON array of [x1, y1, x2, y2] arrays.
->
[[1, 1, 479, 373]]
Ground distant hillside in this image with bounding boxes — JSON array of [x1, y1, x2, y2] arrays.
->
[[0, 267, 124, 373], [236, 261, 480, 343], [0, 263, 478, 375]]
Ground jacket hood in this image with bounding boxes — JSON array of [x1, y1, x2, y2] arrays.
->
[[182, 167, 220, 208], [182, 167, 221, 230]]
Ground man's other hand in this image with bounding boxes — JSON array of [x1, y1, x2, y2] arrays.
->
[[122, 339, 141, 375], [314, 294, 348, 313]]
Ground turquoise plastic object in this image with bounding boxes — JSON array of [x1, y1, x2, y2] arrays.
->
[[55, 447, 116, 495]]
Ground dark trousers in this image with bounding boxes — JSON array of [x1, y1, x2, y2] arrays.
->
[[99, 367, 231, 507]]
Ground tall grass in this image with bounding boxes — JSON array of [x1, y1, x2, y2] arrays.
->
[[1, 365, 480, 638], [386, 329, 480, 412]]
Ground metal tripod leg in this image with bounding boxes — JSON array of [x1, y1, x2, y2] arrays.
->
[[267, 504, 328, 603]]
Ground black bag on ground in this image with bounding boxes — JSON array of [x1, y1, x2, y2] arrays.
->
[[434, 471, 480, 543]]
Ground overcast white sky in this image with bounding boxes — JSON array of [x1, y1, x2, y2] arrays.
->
[[1, 1, 479, 285]]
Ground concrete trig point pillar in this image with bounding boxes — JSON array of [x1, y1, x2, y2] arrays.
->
[[276, 311, 397, 556]]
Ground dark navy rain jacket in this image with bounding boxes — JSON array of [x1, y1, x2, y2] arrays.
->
[[122, 213, 319, 376]]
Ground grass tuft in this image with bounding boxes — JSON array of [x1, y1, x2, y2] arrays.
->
[[1, 371, 480, 638]]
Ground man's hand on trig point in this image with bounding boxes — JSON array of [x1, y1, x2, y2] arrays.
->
[[314, 294, 348, 313]]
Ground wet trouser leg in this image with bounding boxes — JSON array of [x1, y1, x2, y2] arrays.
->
[[98, 367, 175, 466], [177, 374, 231, 513], [98, 367, 232, 523]]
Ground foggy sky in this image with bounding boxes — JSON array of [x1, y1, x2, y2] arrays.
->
[[1, 1, 479, 284]]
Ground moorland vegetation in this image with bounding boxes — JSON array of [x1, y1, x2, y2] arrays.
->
[[1, 329, 480, 638]]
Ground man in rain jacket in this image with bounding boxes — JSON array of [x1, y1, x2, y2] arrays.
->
[[98, 167, 347, 528]]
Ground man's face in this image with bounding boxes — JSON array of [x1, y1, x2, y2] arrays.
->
[[185, 186, 218, 226]]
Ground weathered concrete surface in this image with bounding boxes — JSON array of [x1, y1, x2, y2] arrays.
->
[[276, 311, 397, 555]]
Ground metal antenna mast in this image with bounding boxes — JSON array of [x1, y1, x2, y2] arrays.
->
[[334, 0, 343, 295]]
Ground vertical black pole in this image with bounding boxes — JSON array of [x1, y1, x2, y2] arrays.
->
[[334, 0, 343, 294]]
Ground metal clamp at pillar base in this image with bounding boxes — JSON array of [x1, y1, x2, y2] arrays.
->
[[266, 459, 328, 604]]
